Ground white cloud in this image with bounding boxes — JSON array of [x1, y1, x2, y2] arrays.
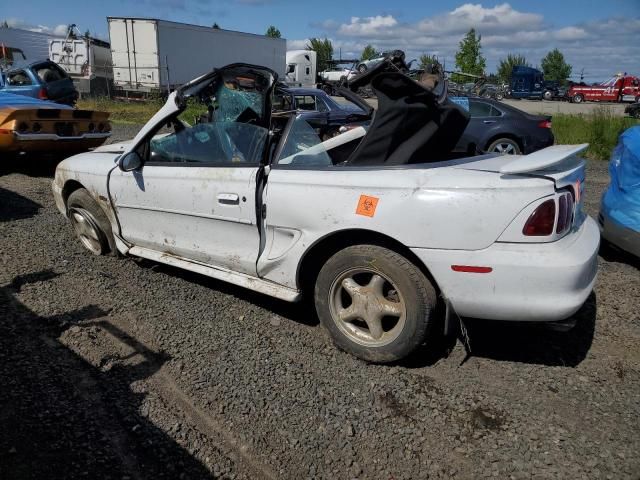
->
[[6, 18, 68, 36], [338, 15, 399, 37]]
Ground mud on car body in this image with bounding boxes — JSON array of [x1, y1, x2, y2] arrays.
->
[[52, 59, 599, 363]]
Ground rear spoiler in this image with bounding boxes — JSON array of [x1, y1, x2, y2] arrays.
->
[[500, 144, 589, 174]]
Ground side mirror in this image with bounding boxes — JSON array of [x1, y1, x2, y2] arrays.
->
[[118, 151, 143, 172]]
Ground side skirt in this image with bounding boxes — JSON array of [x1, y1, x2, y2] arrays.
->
[[128, 246, 301, 303]]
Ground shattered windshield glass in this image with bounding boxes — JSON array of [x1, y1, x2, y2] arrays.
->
[[149, 66, 276, 166]]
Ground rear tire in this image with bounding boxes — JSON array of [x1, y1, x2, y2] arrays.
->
[[487, 138, 521, 155], [67, 188, 116, 256], [314, 245, 437, 363]]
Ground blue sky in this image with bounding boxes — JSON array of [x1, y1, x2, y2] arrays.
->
[[2, 0, 639, 81]]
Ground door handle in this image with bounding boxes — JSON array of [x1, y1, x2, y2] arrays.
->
[[217, 193, 239, 205], [483, 120, 496, 124]]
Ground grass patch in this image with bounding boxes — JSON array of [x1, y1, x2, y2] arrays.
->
[[77, 97, 203, 125], [552, 107, 639, 160]]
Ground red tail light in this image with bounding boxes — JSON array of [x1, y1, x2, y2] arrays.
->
[[37, 87, 48, 100], [556, 191, 574, 234], [538, 120, 552, 129], [523, 199, 556, 236]]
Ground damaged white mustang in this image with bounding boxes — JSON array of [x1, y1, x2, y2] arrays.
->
[[52, 62, 599, 363]]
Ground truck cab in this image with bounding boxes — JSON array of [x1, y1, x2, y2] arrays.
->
[[285, 50, 317, 87], [509, 66, 544, 100], [568, 74, 640, 103]]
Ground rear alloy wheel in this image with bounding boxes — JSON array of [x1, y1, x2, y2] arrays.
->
[[67, 188, 115, 256], [487, 138, 521, 155], [572, 93, 584, 103], [315, 245, 437, 363]]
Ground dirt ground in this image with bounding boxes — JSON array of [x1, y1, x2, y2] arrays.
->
[[1, 127, 639, 479]]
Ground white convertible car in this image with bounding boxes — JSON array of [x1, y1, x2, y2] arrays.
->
[[52, 63, 599, 363]]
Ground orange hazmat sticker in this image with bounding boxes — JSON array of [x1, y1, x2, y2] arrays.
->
[[356, 195, 379, 217]]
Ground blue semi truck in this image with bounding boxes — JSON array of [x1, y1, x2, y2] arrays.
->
[[509, 65, 567, 101]]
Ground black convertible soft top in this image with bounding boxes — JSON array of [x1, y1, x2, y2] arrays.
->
[[340, 54, 470, 166]]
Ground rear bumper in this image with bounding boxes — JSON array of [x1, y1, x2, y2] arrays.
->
[[0, 132, 110, 153], [599, 210, 640, 258], [411, 216, 600, 322]]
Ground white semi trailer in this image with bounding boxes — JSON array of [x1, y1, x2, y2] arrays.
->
[[49, 37, 113, 96], [107, 17, 286, 94]]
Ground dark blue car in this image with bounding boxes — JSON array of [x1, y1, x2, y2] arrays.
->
[[451, 96, 554, 155], [0, 60, 78, 106]]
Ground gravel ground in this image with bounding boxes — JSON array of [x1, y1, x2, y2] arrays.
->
[[1, 124, 639, 480]]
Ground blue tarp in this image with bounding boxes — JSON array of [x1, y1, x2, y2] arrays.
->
[[602, 126, 640, 232]]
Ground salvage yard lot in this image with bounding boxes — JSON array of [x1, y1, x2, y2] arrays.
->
[[0, 124, 639, 479], [78, 97, 640, 161]]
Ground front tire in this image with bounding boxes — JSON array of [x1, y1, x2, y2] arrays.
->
[[314, 245, 437, 363], [572, 93, 584, 103], [357, 64, 368, 73], [67, 188, 115, 256]]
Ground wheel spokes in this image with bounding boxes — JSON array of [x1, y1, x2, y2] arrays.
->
[[367, 274, 386, 296], [330, 269, 407, 346], [364, 314, 384, 340]]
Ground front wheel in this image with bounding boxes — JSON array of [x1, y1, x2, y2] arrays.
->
[[357, 64, 368, 73], [314, 245, 437, 363], [487, 138, 521, 155], [67, 188, 116, 256], [572, 93, 584, 103], [543, 90, 553, 101]]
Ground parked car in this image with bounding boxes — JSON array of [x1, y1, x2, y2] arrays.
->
[[52, 63, 598, 363], [355, 50, 407, 73], [275, 87, 369, 139], [0, 60, 78, 106], [450, 96, 554, 155], [0, 91, 110, 155], [319, 67, 354, 83], [542, 80, 568, 101], [599, 126, 640, 257], [625, 102, 640, 119]]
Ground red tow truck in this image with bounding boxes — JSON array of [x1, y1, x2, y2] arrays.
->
[[568, 74, 640, 103]]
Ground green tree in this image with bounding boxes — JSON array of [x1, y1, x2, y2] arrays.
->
[[497, 53, 530, 84], [212, 23, 221, 29], [541, 48, 572, 84], [305, 37, 333, 73], [418, 54, 441, 70], [453, 28, 486, 83], [360, 44, 377, 61], [265, 25, 281, 38]]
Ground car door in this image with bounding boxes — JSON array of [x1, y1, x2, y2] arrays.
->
[[109, 65, 276, 275], [455, 99, 503, 153]]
